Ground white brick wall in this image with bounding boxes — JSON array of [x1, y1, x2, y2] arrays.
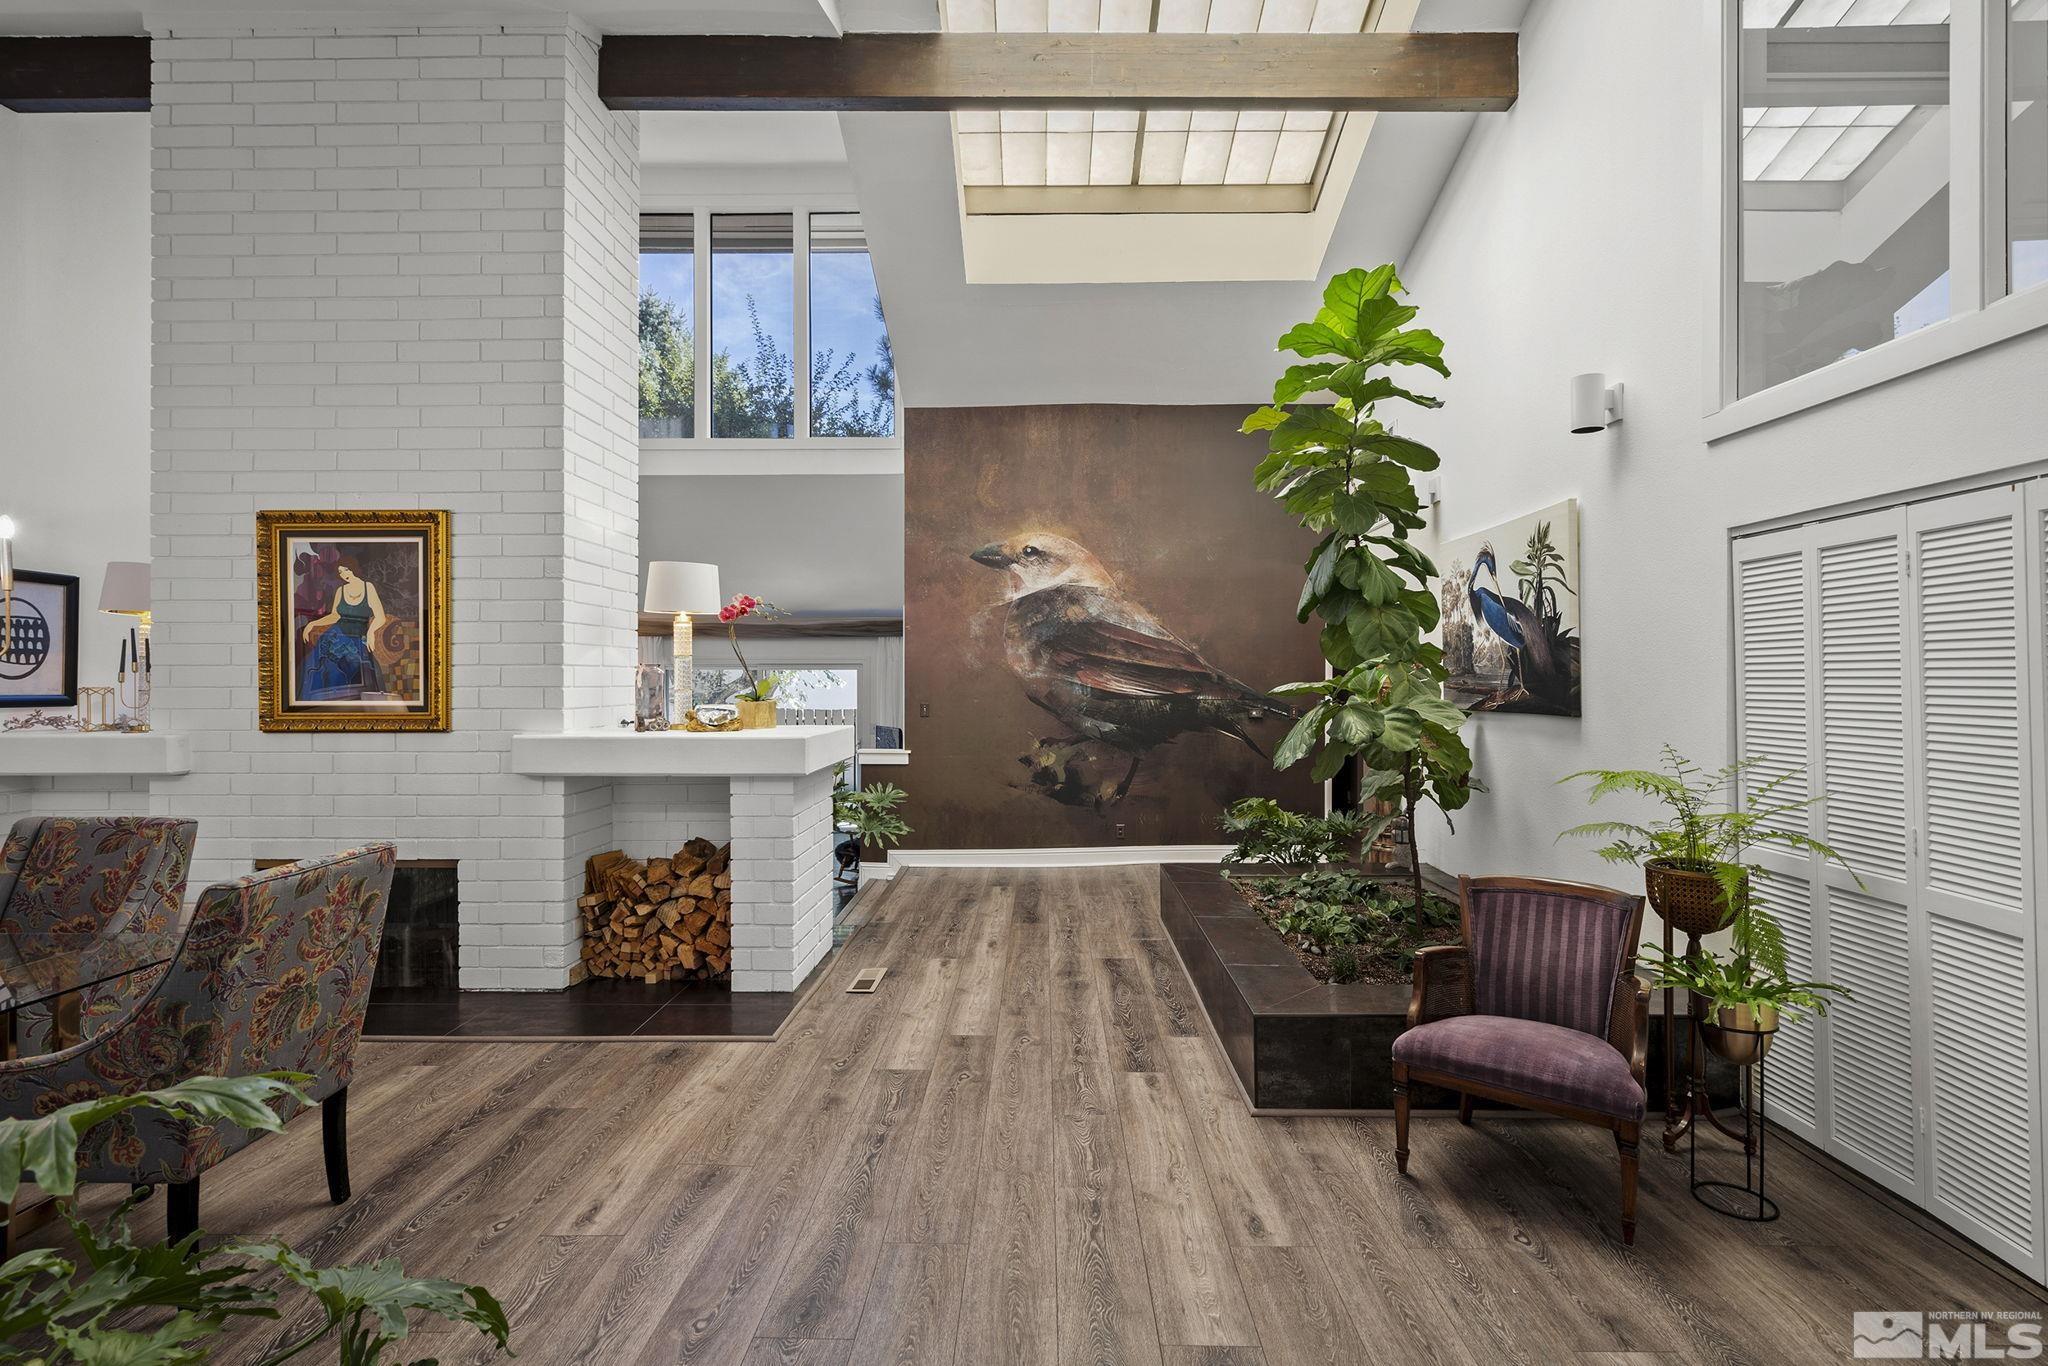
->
[[146, 24, 640, 989], [609, 778, 733, 858], [727, 768, 835, 993]]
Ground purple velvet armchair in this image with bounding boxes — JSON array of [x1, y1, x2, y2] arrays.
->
[[1391, 874, 1650, 1244]]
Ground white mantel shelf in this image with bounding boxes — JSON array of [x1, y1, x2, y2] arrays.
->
[[510, 725, 856, 780], [0, 731, 192, 778]]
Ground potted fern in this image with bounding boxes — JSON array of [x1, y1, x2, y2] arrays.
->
[[1559, 745, 1856, 1060]]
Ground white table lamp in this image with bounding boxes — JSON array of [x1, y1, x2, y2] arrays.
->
[[644, 561, 721, 706], [99, 560, 152, 632]]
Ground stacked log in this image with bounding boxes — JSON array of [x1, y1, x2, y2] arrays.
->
[[579, 838, 733, 982]]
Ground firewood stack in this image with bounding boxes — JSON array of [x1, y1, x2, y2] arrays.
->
[[579, 838, 733, 982]]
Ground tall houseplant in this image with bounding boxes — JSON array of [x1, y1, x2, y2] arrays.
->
[[1243, 265, 1474, 915]]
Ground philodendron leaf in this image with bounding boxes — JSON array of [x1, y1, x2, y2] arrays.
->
[[46, 1314, 219, 1365]]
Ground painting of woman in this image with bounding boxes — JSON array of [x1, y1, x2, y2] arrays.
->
[[299, 557, 388, 701], [257, 510, 450, 732]]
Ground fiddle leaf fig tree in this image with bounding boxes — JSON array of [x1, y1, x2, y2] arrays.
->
[[1244, 265, 1474, 914]]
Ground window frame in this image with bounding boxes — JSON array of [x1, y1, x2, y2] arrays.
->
[[1706, 0, 2048, 441], [637, 201, 903, 465]]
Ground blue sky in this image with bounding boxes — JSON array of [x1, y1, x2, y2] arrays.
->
[[639, 236, 888, 374]]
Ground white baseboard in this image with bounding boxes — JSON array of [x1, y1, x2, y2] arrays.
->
[[885, 844, 1233, 869]]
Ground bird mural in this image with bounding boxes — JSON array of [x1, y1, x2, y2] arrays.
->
[[969, 532, 1289, 804], [1464, 541, 1579, 714]]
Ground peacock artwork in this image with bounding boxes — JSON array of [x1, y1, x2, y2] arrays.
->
[[1438, 498, 1582, 717]]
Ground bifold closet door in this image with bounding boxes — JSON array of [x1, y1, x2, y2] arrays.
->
[[1808, 509, 1923, 1203], [1906, 486, 2045, 1280], [1732, 526, 1827, 1146]]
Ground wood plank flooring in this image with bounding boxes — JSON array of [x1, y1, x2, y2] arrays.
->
[[35, 867, 2047, 1365]]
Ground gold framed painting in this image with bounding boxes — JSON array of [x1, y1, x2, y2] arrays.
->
[[257, 510, 451, 732]]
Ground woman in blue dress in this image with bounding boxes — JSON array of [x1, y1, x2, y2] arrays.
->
[[300, 557, 389, 701]]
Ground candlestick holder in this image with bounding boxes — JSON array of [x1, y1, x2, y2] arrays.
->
[[119, 665, 151, 731]]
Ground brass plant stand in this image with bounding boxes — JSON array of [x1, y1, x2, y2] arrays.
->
[[1661, 916, 1756, 1156]]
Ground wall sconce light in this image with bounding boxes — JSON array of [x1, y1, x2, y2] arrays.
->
[[1570, 373, 1623, 434]]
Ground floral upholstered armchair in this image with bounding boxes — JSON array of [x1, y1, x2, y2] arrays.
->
[[1391, 874, 1651, 1244], [0, 842, 395, 1248], [1, 816, 197, 1052]]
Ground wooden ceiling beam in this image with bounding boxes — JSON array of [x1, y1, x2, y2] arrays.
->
[[0, 37, 150, 113], [599, 31, 1517, 113]]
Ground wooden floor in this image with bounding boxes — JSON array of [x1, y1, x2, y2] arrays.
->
[[39, 867, 2047, 1365]]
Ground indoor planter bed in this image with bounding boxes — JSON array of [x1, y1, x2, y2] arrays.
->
[[1160, 863, 1728, 1114]]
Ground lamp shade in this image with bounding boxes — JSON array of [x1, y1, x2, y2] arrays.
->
[[99, 561, 152, 615], [644, 561, 721, 615]]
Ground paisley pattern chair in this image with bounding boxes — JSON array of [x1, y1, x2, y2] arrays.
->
[[1391, 874, 1650, 1244], [0, 843, 395, 1248], [1, 816, 196, 1053]]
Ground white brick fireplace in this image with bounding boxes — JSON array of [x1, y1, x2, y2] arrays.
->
[[145, 21, 641, 989]]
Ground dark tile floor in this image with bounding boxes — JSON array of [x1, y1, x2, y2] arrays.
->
[[362, 876, 867, 1040], [363, 976, 799, 1040]]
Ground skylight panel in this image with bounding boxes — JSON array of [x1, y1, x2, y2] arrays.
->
[[947, 0, 1372, 208]]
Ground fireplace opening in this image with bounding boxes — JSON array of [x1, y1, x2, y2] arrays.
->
[[256, 858, 458, 1000]]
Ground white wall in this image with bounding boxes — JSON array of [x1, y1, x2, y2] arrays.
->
[[0, 111, 153, 700], [639, 473, 903, 612], [1397, 0, 2048, 896]]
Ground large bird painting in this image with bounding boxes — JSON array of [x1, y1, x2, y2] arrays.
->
[[1439, 499, 1583, 716], [904, 404, 1325, 848], [969, 532, 1289, 803]]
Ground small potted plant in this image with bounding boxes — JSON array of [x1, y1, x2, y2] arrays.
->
[[718, 593, 781, 728], [1638, 936, 1850, 1064], [1557, 745, 1843, 938], [833, 768, 912, 884]]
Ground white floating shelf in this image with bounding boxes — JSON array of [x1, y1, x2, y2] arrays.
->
[[511, 725, 857, 779], [0, 731, 192, 778]]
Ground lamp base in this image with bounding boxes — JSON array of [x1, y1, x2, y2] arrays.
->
[[672, 612, 693, 720]]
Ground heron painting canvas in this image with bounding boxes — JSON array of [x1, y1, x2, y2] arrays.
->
[[1439, 498, 1582, 716], [904, 404, 1323, 849]]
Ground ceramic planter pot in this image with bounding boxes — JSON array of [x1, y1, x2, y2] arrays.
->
[[1644, 858, 1742, 938], [1700, 1001, 1778, 1064], [736, 698, 778, 730]]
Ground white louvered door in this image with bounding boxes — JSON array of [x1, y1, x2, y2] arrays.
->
[[1906, 488, 2044, 1280], [1733, 527, 1825, 1143], [1811, 510, 1923, 1203], [1732, 482, 2047, 1283]]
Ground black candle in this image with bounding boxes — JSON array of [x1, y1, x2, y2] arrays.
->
[[130, 626, 138, 663], [144, 636, 151, 674], [119, 637, 128, 678]]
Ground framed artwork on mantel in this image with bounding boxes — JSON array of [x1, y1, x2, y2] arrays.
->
[[256, 510, 451, 732], [0, 569, 81, 708]]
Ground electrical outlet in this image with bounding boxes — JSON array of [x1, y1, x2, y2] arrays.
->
[[1115, 823, 1126, 840], [919, 701, 930, 718]]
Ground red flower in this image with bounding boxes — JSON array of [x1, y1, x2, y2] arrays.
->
[[719, 606, 737, 623]]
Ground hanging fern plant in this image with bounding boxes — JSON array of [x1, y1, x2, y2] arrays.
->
[[1243, 265, 1475, 914]]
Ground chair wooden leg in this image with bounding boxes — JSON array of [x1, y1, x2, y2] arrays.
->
[[1458, 1092, 1475, 1126], [1617, 1127, 1640, 1247], [1392, 1065, 1411, 1175], [167, 1177, 200, 1247], [323, 1087, 351, 1205]]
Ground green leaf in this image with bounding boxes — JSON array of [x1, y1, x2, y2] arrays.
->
[[1239, 405, 1291, 434], [1377, 708, 1424, 751], [1273, 710, 1324, 771], [1275, 320, 1359, 360], [1270, 364, 1342, 404], [1320, 367, 1443, 412], [1354, 431, 1441, 470], [1310, 742, 1353, 785], [1319, 265, 1402, 339], [1298, 534, 1340, 621]]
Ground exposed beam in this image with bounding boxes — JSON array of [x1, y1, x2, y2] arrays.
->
[[599, 31, 1517, 113], [0, 37, 150, 113]]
